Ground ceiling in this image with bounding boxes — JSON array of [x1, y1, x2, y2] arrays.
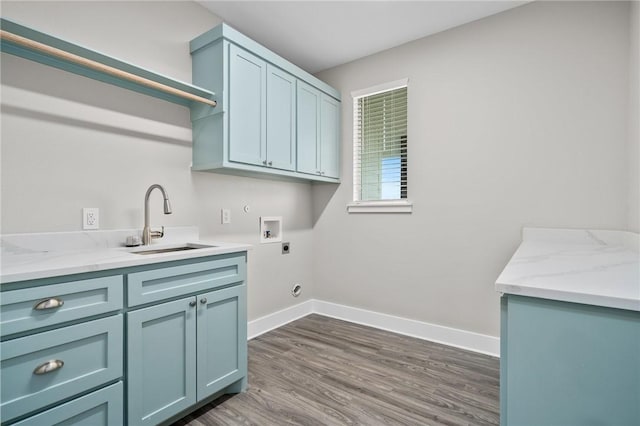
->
[[198, 1, 530, 74]]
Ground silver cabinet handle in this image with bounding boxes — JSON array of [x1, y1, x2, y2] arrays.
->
[[200, 298, 207, 304], [189, 300, 197, 307], [33, 359, 64, 375], [268, 161, 273, 166], [33, 297, 64, 310], [262, 160, 267, 165]]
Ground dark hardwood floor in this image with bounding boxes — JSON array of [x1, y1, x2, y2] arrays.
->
[[174, 314, 500, 426]]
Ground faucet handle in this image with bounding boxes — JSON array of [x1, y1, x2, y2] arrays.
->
[[150, 226, 165, 239]]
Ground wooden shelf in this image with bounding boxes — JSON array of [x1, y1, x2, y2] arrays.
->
[[0, 18, 216, 109]]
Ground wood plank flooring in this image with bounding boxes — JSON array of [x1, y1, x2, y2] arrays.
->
[[173, 314, 500, 426]]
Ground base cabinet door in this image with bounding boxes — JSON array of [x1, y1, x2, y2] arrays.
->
[[127, 297, 197, 426], [12, 382, 123, 426], [196, 285, 247, 400]]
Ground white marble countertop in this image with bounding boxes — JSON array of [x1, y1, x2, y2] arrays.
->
[[496, 228, 640, 311], [0, 227, 251, 284]]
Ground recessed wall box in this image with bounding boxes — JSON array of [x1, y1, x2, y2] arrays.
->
[[260, 216, 282, 244]]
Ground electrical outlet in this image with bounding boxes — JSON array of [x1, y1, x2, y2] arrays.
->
[[221, 208, 231, 224], [83, 208, 99, 230]]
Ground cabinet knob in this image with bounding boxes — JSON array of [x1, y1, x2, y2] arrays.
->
[[33, 297, 64, 310], [268, 161, 273, 166], [320, 171, 325, 175], [189, 300, 197, 307], [200, 298, 207, 304], [262, 160, 267, 165], [316, 171, 321, 174], [33, 359, 64, 375]]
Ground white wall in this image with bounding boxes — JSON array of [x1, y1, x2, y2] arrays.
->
[[0, 1, 314, 320], [313, 1, 632, 337], [629, 1, 639, 232]]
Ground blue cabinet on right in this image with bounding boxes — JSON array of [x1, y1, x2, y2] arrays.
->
[[296, 82, 340, 179], [500, 295, 640, 426]]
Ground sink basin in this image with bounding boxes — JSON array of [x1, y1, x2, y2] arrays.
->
[[130, 243, 217, 255]]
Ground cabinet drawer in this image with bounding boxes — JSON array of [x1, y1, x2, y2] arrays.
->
[[1, 315, 123, 422], [127, 255, 246, 307], [1, 275, 123, 336], [11, 381, 123, 426]]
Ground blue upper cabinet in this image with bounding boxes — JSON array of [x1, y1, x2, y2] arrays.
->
[[229, 45, 267, 167], [320, 95, 340, 178], [190, 23, 340, 183], [297, 81, 321, 175], [266, 64, 297, 171], [297, 83, 341, 178]]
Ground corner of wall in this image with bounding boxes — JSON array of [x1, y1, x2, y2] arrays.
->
[[628, 0, 640, 232]]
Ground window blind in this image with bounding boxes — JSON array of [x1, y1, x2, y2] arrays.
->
[[354, 86, 407, 201]]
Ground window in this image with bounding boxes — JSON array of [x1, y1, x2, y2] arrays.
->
[[349, 79, 411, 213]]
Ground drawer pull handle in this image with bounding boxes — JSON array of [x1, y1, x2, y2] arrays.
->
[[33, 359, 64, 375], [33, 297, 64, 310], [200, 297, 207, 304]]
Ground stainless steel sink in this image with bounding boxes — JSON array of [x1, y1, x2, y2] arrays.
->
[[130, 243, 216, 255]]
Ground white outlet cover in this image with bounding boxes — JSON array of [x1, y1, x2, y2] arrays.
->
[[83, 207, 99, 230], [221, 208, 231, 224]]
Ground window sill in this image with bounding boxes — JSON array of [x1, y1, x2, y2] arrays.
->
[[347, 200, 413, 214]]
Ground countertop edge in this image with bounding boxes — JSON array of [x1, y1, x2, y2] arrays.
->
[[1, 242, 251, 284]]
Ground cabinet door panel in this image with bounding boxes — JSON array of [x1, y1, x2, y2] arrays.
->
[[503, 295, 640, 426], [197, 284, 247, 401], [127, 297, 196, 426], [12, 382, 123, 426], [229, 44, 266, 166], [127, 255, 246, 307], [1, 315, 123, 423], [266, 64, 296, 171], [320, 94, 340, 179], [296, 81, 321, 175], [1, 275, 123, 336]]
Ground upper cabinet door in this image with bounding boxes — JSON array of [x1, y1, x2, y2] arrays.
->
[[320, 94, 340, 179], [296, 81, 321, 175], [228, 45, 267, 166], [266, 65, 296, 171]]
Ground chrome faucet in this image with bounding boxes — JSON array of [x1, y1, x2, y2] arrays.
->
[[142, 184, 172, 245]]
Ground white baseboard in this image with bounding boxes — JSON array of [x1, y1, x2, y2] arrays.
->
[[248, 299, 500, 357], [313, 300, 499, 357], [247, 299, 313, 339]]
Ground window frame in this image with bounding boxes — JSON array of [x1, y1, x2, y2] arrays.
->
[[348, 78, 412, 214]]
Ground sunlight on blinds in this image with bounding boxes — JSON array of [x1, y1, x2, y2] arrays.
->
[[353, 86, 407, 201]]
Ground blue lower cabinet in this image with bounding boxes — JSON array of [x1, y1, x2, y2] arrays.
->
[[501, 295, 640, 426], [0, 315, 123, 423], [127, 285, 247, 425], [127, 297, 197, 426], [11, 382, 123, 426], [197, 284, 247, 400], [0, 253, 248, 426]]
